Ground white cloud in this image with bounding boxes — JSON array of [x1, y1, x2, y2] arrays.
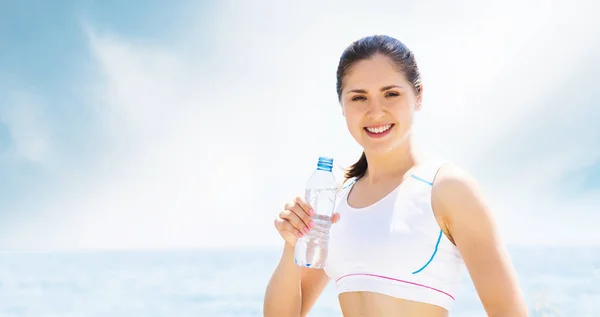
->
[[4, 0, 600, 250], [0, 91, 52, 163]]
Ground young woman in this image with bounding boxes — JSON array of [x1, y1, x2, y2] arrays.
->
[[264, 35, 528, 317]]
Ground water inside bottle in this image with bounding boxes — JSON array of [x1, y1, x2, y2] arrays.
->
[[294, 187, 336, 269]]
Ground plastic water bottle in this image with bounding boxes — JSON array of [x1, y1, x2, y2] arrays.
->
[[294, 156, 337, 269]]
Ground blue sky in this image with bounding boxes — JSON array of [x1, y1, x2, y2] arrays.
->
[[1, 0, 599, 250]]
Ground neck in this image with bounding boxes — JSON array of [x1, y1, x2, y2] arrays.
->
[[363, 136, 424, 184]]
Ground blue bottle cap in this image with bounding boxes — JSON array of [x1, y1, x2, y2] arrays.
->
[[317, 156, 334, 171]]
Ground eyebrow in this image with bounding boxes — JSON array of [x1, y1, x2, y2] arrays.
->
[[346, 85, 404, 94]]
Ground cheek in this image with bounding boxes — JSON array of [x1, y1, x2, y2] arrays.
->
[[342, 107, 362, 127], [342, 108, 365, 136], [391, 103, 415, 121]]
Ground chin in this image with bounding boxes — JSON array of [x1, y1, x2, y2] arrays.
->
[[362, 144, 397, 156], [359, 132, 411, 154]]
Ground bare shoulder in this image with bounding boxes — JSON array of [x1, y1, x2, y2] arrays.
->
[[432, 162, 479, 194], [431, 162, 484, 223]]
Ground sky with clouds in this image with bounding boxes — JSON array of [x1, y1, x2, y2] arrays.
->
[[1, 0, 599, 251]]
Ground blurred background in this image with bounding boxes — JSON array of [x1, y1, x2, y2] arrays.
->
[[1, 0, 599, 316]]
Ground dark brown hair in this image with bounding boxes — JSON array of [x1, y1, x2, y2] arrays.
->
[[336, 35, 422, 181]]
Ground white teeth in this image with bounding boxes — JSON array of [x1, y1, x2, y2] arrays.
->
[[366, 124, 392, 134]]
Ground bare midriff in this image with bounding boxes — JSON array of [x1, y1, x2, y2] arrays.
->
[[338, 291, 449, 317]]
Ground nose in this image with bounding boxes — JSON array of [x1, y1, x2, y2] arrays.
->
[[366, 99, 386, 121]]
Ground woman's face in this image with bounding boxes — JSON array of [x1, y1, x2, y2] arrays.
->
[[340, 54, 422, 156]]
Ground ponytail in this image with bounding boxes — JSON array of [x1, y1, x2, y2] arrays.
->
[[344, 151, 368, 181]]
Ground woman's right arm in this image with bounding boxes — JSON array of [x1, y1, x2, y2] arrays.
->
[[263, 243, 330, 317], [263, 196, 340, 317]]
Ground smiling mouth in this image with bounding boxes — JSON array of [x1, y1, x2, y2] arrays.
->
[[364, 123, 394, 134]]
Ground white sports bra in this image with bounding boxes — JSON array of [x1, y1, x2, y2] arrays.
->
[[323, 160, 465, 311]]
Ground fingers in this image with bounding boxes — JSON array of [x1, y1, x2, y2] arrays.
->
[[290, 196, 315, 224], [293, 196, 315, 218], [275, 196, 341, 243], [274, 217, 304, 238], [331, 212, 341, 224], [281, 202, 314, 234]]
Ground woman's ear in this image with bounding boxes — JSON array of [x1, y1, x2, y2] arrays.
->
[[415, 84, 424, 111]]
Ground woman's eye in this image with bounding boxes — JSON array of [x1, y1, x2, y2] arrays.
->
[[386, 91, 400, 98], [351, 95, 366, 102]]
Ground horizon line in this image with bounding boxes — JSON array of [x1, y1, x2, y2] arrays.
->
[[1, 243, 599, 254]]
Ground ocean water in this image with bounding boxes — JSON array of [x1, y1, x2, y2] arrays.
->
[[0, 246, 598, 317]]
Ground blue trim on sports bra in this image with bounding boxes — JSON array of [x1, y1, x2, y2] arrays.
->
[[342, 178, 357, 189], [410, 174, 433, 186], [412, 229, 444, 274]]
